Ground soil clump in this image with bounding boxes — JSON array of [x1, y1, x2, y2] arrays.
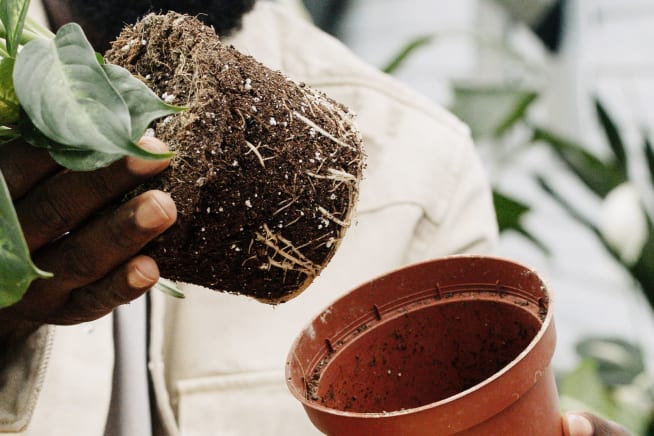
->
[[105, 12, 364, 303]]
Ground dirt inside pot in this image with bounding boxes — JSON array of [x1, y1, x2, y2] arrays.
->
[[105, 12, 364, 303], [311, 298, 541, 413]]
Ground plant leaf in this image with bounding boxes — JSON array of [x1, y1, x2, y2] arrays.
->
[[382, 34, 434, 74], [575, 337, 644, 386], [493, 90, 538, 137], [0, 169, 52, 309], [49, 149, 123, 171], [595, 99, 627, 173], [643, 134, 654, 189], [20, 109, 172, 171], [0, 126, 19, 144], [532, 127, 626, 197], [102, 63, 184, 141], [0, 0, 30, 57], [0, 57, 19, 124], [493, 190, 549, 254], [558, 358, 616, 419], [13, 23, 172, 167], [451, 85, 537, 139]]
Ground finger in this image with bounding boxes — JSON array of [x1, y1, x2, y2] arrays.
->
[[22, 190, 176, 313], [16, 137, 171, 252], [56, 256, 159, 325], [0, 140, 60, 200], [563, 412, 631, 436]]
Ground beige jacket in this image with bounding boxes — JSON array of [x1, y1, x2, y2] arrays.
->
[[1, 2, 498, 435]]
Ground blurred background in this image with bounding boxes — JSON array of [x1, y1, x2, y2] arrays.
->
[[279, 0, 654, 433]]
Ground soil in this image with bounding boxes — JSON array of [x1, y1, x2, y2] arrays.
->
[[105, 12, 364, 303]]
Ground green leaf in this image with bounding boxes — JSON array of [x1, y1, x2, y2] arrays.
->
[[595, 99, 627, 173], [493, 91, 538, 137], [450, 85, 538, 139], [559, 358, 616, 419], [575, 337, 644, 386], [14, 23, 133, 152], [102, 63, 184, 141], [532, 127, 626, 197], [13, 23, 172, 168], [0, 126, 18, 144], [382, 34, 434, 74], [643, 134, 654, 189], [21, 115, 169, 170], [153, 277, 186, 299], [0, 57, 19, 124], [0, 0, 30, 57], [49, 149, 123, 171], [0, 169, 52, 309], [493, 190, 549, 254]]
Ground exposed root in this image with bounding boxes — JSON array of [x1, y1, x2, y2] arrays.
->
[[293, 111, 356, 151], [244, 140, 267, 168], [273, 196, 298, 216], [317, 206, 348, 227], [255, 224, 320, 278], [306, 168, 357, 183]]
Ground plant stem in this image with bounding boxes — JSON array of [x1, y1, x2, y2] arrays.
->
[[0, 17, 54, 47]]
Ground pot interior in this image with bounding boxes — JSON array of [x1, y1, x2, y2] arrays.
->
[[311, 297, 541, 413]]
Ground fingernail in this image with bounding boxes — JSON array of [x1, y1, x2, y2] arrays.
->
[[566, 414, 594, 436], [128, 259, 158, 289], [138, 136, 169, 153], [135, 191, 176, 230], [127, 137, 170, 174]]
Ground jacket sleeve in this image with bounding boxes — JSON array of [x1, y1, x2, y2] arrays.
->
[[0, 326, 53, 433], [406, 128, 499, 262]]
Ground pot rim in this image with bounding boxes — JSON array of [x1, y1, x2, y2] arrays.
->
[[286, 255, 556, 422]]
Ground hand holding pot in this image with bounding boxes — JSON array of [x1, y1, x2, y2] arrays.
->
[[0, 137, 176, 345], [563, 412, 631, 436]]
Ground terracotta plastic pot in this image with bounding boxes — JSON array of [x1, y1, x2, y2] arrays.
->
[[286, 256, 562, 435]]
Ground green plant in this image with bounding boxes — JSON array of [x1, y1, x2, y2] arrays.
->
[[0, 0, 183, 308]]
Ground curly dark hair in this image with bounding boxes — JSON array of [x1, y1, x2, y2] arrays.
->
[[67, 0, 257, 51]]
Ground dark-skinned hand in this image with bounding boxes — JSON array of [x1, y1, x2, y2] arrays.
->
[[564, 412, 631, 436], [0, 136, 176, 345]]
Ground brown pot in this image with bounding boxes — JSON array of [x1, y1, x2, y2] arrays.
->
[[286, 256, 562, 435]]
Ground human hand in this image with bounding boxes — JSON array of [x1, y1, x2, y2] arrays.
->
[[0, 137, 176, 344], [563, 412, 631, 436]]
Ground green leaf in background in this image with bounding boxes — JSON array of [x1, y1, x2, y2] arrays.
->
[[450, 85, 538, 139], [575, 337, 644, 386], [102, 63, 184, 141], [0, 57, 19, 125], [595, 99, 627, 174], [13, 23, 172, 168], [0, 170, 52, 309], [0, 0, 30, 57], [559, 358, 616, 420], [382, 34, 434, 74], [643, 135, 654, 190], [532, 127, 626, 198], [493, 190, 548, 254]]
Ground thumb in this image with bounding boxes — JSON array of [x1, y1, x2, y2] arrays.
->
[[563, 412, 631, 436]]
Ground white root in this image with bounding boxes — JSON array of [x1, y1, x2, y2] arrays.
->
[[255, 224, 320, 277], [244, 140, 267, 168], [306, 168, 357, 183], [293, 111, 356, 151], [317, 206, 348, 227]]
